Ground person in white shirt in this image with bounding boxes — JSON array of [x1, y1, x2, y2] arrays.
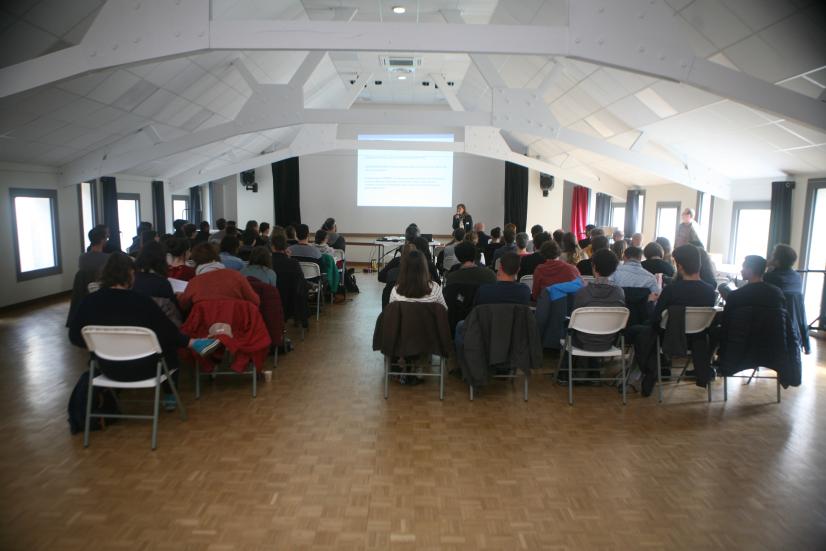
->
[[389, 249, 447, 309]]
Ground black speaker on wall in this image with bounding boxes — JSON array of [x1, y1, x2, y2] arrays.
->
[[241, 169, 258, 192], [540, 173, 554, 197]]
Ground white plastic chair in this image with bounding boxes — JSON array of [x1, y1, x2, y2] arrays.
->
[[656, 307, 719, 403], [518, 274, 533, 290], [298, 261, 323, 320], [81, 326, 186, 450], [581, 275, 596, 284], [563, 307, 630, 405]]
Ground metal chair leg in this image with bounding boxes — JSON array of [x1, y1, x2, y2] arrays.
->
[[776, 378, 781, 403], [163, 360, 186, 421], [150, 364, 162, 450], [656, 336, 663, 403], [384, 356, 389, 399], [523, 372, 528, 402], [83, 361, 95, 448], [439, 358, 445, 401], [469, 384, 474, 401], [251, 362, 257, 398], [621, 335, 626, 405], [724, 376, 728, 401], [567, 338, 574, 406]]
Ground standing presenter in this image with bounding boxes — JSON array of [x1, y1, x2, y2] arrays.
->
[[452, 203, 473, 232]]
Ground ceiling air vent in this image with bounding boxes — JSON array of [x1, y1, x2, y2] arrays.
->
[[380, 56, 422, 73]]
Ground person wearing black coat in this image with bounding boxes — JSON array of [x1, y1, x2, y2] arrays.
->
[[452, 203, 473, 232]]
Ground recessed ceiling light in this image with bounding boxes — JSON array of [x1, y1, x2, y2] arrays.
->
[[392, 6, 406, 14], [397, 75, 407, 80]]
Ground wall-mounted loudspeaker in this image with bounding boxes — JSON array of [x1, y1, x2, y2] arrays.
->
[[241, 170, 258, 192], [540, 173, 554, 197]]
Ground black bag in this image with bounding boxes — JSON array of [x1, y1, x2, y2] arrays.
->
[[344, 268, 360, 293], [67, 368, 121, 435]]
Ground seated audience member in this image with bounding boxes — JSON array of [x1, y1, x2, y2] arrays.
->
[[483, 226, 503, 264], [133, 241, 181, 324], [656, 236, 674, 266], [581, 227, 604, 258], [242, 246, 278, 287], [515, 232, 530, 256], [167, 237, 196, 281], [270, 233, 308, 323], [519, 231, 550, 278], [641, 242, 676, 278], [631, 233, 643, 248], [219, 235, 245, 271], [552, 229, 564, 248], [284, 225, 298, 246], [475, 252, 531, 306], [610, 238, 627, 260], [172, 219, 186, 238], [578, 224, 596, 249], [322, 218, 345, 251], [612, 229, 624, 244], [441, 228, 466, 272], [314, 229, 337, 258], [381, 238, 439, 285], [531, 240, 581, 300], [560, 232, 583, 265], [178, 243, 260, 311], [258, 222, 270, 241], [692, 242, 718, 289], [193, 221, 210, 245], [390, 249, 447, 308], [128, 221, 153, 254], [474, 222, 489, 249], [463, 230, 479, 248], [78, 225, 110, 277], [725, 255, 784, 313], [527, 224, 544, 252], [610, 246, 661, 295], [576, 235, 609, 276], [765, 245, 807, 341], [632, 244, 716, 395], [69, 253, 219, 407], [209, 218, 227, 244], [242, 220, 259, 243], [492, 227, 518, 266], [446, 242, 497, 286], [288, 224, 322, 260]]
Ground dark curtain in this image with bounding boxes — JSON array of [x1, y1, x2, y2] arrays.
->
[[594, 192, 611, 227], [272, 157, 301, 227], [767, 181, 794, 256], [100, 176, 121, 252], [504, 161, 528, 232], [151, 180, 166, 235], [624, 189, 642, 236], [571, 185, 590, 240], [190, 185, 203, 224]]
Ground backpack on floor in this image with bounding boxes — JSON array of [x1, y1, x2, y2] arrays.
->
[[67, 369, 121, 435], [344, 268, 360, 293]]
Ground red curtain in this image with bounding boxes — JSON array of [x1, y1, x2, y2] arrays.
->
[[571, 185, 590, 241]]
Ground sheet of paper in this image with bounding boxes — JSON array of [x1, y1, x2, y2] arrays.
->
[[168, 278, 188, 293]]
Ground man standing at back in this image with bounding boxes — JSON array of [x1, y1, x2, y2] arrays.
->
[[531, 241, 581, 300], [78, 226, 110, 277], [675, 207, 701, 248]]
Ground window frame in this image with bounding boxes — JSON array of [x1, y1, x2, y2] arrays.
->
[[10, 188, 63, 282], [77, 180, 98, 251], [655, 201, 681, 244], [799, 178, 826, 271], [117, 192, 141, 252], [729, 201, 771, 264], [172, 194, 190, 222]]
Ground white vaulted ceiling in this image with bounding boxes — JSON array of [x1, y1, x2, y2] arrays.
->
[[0, 0, 824, 194]]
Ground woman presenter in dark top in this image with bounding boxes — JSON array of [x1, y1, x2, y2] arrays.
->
[[452, 203, 473, 232]]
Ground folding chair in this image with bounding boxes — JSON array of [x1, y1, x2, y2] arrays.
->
[[656, 307, 719, 403], [195, 358, 258, 399], [518, 274, 533, 290], [562, 307, 630, 405], [298, 261, 323, 320], [80, 326, 186, 450], [384, 355, 447, 401]]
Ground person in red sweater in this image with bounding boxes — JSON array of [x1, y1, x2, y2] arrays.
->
[[178, 243, 260, 312], [531, 240, 581, 300], [167, 237, 196, 281]]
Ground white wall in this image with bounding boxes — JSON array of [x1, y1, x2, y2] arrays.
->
[[640, 183, 699, 243], [209, 175, 237, 223], [235, 165, 275, 225], [0, 162, 81, 308], [299, 150, 505, 236], [525, 168, 563, 233]]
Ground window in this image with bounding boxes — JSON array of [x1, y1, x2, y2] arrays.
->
[[801, 180, 826, 323], [172, 195, 190, 222], [78, 181, 96, 251], [611, 203, 625, 229], [10, 188, 62, 281], [117, 193, 141, 253], [730, 202, 771, 266], [655, 202, 680, 247]]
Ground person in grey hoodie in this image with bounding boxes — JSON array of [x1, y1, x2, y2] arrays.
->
[[571, 248, 626, 351]]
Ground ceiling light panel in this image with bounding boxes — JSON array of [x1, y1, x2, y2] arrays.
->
[[634, 87, 678, 118]]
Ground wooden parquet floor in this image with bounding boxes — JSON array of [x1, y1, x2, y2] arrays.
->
[[1, 277, 825, 550]]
